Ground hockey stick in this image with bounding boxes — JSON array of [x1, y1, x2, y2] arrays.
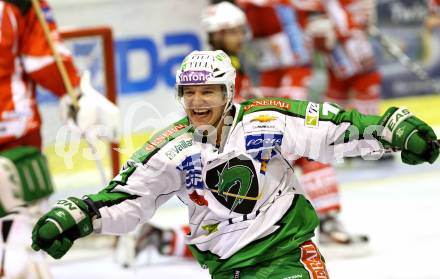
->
[[30, 0, 79, 108], [31, 0, 108, 185], [368, 25, 440, 91]]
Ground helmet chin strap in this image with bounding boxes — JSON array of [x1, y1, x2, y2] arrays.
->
[[211, 97, 233, 146], [217, 103, 235, 148]]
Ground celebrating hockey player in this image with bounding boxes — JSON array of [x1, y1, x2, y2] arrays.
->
[[114, 2, 252, 265], [236, 0, 371, 247], [32, 49, 438, 278], [0, 0, 119, 278], [118, 2, 371, 264]]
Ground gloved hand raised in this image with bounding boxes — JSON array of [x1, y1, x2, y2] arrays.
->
[[379, 107, 439, 165], [31, 197, 94, 259], [59, 71, 121, 143]]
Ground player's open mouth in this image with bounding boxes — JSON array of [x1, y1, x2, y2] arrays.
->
[[190, 109, 212, 123]]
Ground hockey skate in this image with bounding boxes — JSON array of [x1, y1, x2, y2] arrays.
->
[[114, 223, 169, 268], [318, 213, 370, 259]]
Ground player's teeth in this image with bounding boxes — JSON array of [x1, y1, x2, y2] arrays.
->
[[194, 109, 208, 113]]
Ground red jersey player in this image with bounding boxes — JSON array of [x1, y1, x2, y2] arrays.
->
[[0, 1, 119, 277]]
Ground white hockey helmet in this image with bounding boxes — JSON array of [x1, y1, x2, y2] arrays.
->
[[201, 1, 246, 33], [176, 50, 236, 110]]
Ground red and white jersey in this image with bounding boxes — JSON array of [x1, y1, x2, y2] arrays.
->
[[306, 0, 376, 78], [237, 0, 283, 38], [237, 0, 311, 70], [0, 0, 80, 149], [428, 0, 440, 14], [290, 0, 323, 12], [327, 30, 376, 79], [323, 0, 372, 39]]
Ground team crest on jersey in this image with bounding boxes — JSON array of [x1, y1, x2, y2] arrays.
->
[[205, 155, 260, 214]]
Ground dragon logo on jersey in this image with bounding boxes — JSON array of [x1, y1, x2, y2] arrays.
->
[[205, 155, 259, 214]]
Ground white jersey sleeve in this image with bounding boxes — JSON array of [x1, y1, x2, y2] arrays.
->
[[85, 120, 190, 235]]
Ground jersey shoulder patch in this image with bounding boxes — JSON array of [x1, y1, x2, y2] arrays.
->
[[238, 98, 309, 121], [131, 117, 192, 163]]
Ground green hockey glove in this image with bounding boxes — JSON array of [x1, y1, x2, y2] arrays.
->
[[379, 107, 439, 165], [31, 197, 93, 259]]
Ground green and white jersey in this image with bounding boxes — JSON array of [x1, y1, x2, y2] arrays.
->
[[87, 98, 383, 274]]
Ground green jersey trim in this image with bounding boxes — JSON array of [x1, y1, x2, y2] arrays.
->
[[188, 194, 319, 275], [131, 117, 193, 164], [237, 98, 382, 143], [86, 118, 193, 210]]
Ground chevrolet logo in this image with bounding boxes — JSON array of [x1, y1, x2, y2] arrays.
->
[[251, 115, 277, 123]]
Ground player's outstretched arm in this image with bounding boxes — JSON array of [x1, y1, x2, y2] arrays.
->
[[326, 104, 439, 164], [378, 107, 439, 165], [281, 100, 438, 164], [31, 197, 95, 259]]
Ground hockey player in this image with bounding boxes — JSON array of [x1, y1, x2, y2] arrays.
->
[[237, 0, 371, 247], [114, 2, 252, 265], [0, 0, 119, 278], [32, 50, 438, 278], [201, 1, 253, 102], [119, 2, 368, 263], [306, 0, 381, 115]]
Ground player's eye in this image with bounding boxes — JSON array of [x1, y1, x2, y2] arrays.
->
[[202, 90, 215, 95], [183, 91, 195, 97]]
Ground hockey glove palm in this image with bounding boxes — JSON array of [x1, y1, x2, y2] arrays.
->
[[379, 107, 439, 165], [31, 197, 93, 259]]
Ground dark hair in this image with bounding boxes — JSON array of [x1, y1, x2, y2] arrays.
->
[[2, 0, 32, 15]]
